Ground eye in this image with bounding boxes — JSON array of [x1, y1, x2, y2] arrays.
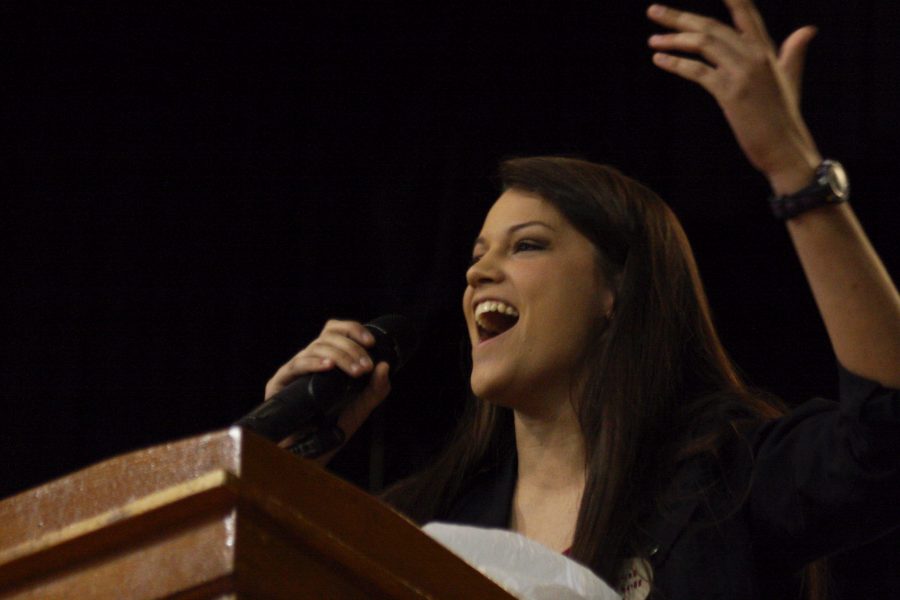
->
[[469, 254, 483, 266], [513, 239, 545, 253]]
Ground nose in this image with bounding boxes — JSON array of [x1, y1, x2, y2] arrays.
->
[[466, 249, 504, 288]]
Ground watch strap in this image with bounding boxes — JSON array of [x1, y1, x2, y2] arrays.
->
[[769, 159, 849, 220]]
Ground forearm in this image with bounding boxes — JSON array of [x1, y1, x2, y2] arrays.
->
[[783, 200, 900, 388], [762, 105, 900, 390]]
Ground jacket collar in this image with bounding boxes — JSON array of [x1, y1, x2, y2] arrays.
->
[[438, 446, 707, 569]]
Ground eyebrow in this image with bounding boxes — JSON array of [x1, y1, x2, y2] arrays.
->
[[473, 220, 556, 247]]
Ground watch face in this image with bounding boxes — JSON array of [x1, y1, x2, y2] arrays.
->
[[822, 160, 850, 201]]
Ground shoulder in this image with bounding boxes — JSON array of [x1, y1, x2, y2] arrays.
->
[[643, 370, 900, 596]]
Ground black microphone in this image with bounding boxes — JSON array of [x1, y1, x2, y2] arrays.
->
[[235, 315, 418, 447]]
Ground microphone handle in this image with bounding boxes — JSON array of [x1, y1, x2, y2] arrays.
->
[[236, 369, 369, 441], [235, 315, 408, 443]]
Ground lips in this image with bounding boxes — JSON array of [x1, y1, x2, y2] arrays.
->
[[473, 299, 520, 342]]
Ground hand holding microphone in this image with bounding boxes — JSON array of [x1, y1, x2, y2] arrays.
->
[[236, 315, 417, 460]]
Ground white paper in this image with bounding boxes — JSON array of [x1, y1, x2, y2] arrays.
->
[[423, 522, 622, 600]]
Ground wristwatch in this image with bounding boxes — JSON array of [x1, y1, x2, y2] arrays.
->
[[769, 159, 850, 220]]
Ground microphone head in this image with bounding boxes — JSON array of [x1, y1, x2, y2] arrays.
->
[[364, 314, 419, 372]]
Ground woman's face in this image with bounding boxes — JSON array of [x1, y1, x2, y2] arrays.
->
[[463, 188, 615, 414]]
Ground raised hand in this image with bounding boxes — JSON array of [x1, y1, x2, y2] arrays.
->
[[647, 2, 900, 388], [646, 1, 821, 193]]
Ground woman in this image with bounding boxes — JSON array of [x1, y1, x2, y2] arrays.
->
[[265, 2, 900, 598]]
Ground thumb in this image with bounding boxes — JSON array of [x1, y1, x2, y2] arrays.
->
[[779, 25, 817, 95], [335, 362, 391, 439]]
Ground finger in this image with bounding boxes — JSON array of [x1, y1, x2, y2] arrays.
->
[[265, 354, 335, 398], [366, 361, 392, 399], [305, 337, 374, 378], [647, 4, 742, 48], [317, 331, 375, 368], [648, 32, 744, 70], [778, 25, 817, 95], [321, 319, 376, 348], [651, 52, 718, 93], [722, 0, 772, 44]]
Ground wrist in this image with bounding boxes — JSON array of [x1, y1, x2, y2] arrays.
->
[[765, 153, 822, 196]]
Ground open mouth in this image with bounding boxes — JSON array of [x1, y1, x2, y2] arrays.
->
[[475, 300, 519, 342]]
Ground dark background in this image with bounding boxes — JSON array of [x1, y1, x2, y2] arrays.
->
[[2, 0, 898, 595]]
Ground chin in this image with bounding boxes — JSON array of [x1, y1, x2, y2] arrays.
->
[[469, 370, 519, 408]]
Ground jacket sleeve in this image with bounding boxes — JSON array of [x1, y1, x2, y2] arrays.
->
[[746, 364, 900, 570]]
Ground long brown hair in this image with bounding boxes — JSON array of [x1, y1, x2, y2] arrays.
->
[[383, 157, 819, 592]]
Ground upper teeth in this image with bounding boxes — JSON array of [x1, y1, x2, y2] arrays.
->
[[475, 300, 519, 319]]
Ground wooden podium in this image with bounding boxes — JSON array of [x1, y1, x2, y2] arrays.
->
[[0, 428, 516, 599]]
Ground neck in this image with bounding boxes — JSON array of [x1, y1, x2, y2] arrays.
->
[[513, 400, 586, 491], [509, 400, 586, 550]]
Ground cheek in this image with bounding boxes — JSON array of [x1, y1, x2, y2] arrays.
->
[[532, 277, 605, 342]]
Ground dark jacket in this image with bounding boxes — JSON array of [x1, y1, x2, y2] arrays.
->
[[440, 366, 900, 599]]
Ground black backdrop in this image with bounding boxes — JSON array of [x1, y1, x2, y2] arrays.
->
[[2, 0, 898, 595]]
